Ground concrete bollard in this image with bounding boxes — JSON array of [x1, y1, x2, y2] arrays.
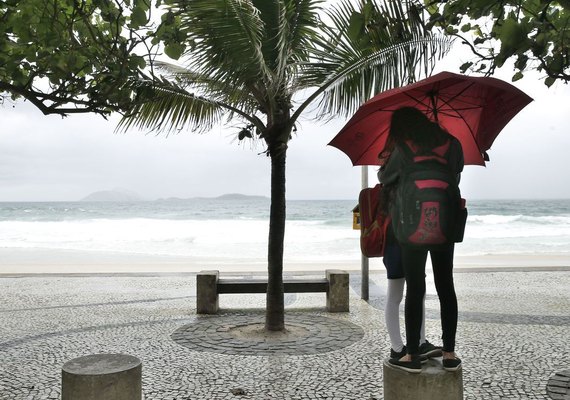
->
[[197, 270, 219, 314], [325, 269, 349, 312], [383, 358, 463, 400], [62, 353, 142, 400]]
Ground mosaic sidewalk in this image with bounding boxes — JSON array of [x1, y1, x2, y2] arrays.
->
[[0, 268, 568, 399]]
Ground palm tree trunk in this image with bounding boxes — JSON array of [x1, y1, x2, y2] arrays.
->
[[265, 143, 287, 331]]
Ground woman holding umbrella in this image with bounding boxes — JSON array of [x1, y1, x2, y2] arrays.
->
[[379, 106, 463, 373], [330, 71, 532, 373]]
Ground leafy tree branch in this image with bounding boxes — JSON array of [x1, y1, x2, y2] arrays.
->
[[0, 0, 156, 117], [424, 0, 570, 86]]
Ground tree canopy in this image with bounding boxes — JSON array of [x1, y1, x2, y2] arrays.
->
[[424, 0, 570, 86], [0, 0, 154, 117]]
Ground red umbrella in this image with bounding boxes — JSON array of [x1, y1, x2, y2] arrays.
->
[[329, 71, 533, 166]]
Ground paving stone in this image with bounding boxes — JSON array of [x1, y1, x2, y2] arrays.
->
[[0, 270, 568, 399]]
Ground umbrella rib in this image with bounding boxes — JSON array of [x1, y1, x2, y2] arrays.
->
[[433, 82, 483, 142], [436, 98, 484, 155], [437, 98, 476, 136], [437, 82, 485, 115], [402, 92, 435, 118], [415, 81, 484, 155]]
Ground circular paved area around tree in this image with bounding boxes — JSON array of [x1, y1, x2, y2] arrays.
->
[[547, 369, 570, 400], [171, 312, 365, 356]]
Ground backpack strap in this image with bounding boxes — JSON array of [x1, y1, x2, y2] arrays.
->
[[402, 139, 451, 166]]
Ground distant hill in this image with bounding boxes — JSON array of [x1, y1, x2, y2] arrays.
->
[[157, 193, 268, 201], [81, 189, 144, 202], [215, 193, 268, 201]]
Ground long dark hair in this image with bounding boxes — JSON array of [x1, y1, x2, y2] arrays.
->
[[379, 106, 452, 160]]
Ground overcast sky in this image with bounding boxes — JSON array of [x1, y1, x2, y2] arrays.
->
[[1, 48, 570, 202]]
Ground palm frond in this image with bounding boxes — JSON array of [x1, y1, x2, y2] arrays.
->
[[117, 78, 226, 134], [313, 34, 452, 118], [123, 0, 451, 139], [292, 0, 453, 120], [274, 0, 323, 80], [168, 0, 271, 87], [153, 61, 262, 118]]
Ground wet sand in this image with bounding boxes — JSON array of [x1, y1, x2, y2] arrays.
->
[[0, 247, 568, 275]]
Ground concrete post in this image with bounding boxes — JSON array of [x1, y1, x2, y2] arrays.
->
[[61, 354, 141, 400], [197, 270, 219, 314], [383, 358, 463, 400], [325, 269, 349, 312], [361, 165, 369, 301]]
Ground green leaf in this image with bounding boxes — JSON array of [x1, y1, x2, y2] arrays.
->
[[130, 7, 148, 28], [347, 12, 365, 44], [445, 26, 458, 34], [164, 43, 185, 60], [137, 57, 147, 69], [512, 71, 524, 81], [459, 61, 473, 72], [550, 53, 564, 73], [545, 76, 556, 87], [129, 55, 147, 69], [515, 54, 529, 70], [134, 0, 150, 12]]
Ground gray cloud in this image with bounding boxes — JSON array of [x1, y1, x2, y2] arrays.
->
[[1, 62, 569, 201]]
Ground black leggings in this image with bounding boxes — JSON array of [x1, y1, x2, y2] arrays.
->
[[401, 244, 457, 355]]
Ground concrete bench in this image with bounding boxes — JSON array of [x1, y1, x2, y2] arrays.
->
[[197, 269, 349, 314]]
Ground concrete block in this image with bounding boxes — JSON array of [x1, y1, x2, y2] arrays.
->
[[197, 270, 219, 314], [62, 353, 141, 400], [383, 358, 463, 400], [326, 269, 349, 312]]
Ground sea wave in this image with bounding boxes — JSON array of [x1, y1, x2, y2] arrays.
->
[[1, 199, 569, 260], [0, 218, 361, 260], [469, 214, 570, 225]]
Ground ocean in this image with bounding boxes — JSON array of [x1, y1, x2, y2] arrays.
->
[[1, 198, 569, 268]]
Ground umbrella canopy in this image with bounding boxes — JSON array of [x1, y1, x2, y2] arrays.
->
[[329, 71, 533, 166]]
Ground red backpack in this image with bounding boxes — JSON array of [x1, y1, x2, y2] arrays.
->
[[358, 184, 391, 257], [392, 140, 467, 249]]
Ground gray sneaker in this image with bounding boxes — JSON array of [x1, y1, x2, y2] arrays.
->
[[419, 340, 443, 359]]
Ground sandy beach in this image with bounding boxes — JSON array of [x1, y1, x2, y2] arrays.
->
[[1, 247, 568, 275]]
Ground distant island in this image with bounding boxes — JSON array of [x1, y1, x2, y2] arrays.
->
[[216, 193, 268, 201], [81, 190, 268, 202], [80, 189, 144, 202], [157, 193, 269, 201]]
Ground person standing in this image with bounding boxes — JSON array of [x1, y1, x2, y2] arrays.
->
[[380, 107, 464, 373], [378, 153, 441, 362]]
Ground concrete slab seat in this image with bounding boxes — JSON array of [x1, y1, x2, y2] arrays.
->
[[197, 269, 349, 314], [383, 358, 463, 400], [61, 353, 142, 400]]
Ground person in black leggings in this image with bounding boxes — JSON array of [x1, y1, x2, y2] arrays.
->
[[402, 246, 457, 359], [380, 107, 463, 373]]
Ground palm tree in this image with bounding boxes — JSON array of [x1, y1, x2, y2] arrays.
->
[[120, 0, 452, 331]]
